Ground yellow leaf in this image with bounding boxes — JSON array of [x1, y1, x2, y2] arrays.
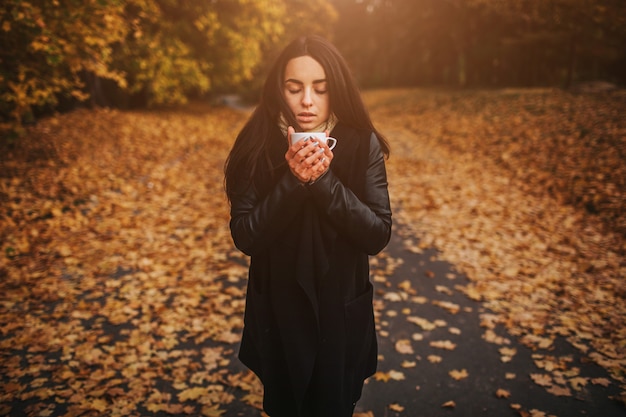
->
[[448, 327, 461, 335], [407, 316, 437, 331], [84, 398, 108, 412], [373, 371, 391, 382], [591, 377, 610, 387], [178, 387, 208, 402], [241, 393, 263, 408], [496, 388, 511, 398], [441, 400, 456, 408], [449, 369, 468, 380], [201, 404, 225, 416], [569, 377, 588, 391], [401, 360, 416, 368], [499, 347, 517, 357], [395, 339, 414, 355], [427, 355, 442, 363], [430, 340, 457, 350], [388, 370, 405, 381], [546, 385, 572, 397], [530, 373, 552, 387], [389, 403, 405, 412]]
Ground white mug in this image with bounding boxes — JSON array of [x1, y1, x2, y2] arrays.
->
[[290, 132, 337, 150]]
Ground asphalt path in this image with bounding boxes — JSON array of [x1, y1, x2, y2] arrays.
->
[[226, 225, 624, 417], [354, 227, 624, 417]]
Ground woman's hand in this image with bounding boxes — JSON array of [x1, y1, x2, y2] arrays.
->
[[285, 126, 334, 184]]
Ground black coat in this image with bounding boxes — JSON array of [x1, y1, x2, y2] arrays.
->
[[229, 123, 392, 417]]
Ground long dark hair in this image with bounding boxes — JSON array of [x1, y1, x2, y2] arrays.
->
[[224, 35, 389, 200]]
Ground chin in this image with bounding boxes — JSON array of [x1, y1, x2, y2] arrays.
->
[[299, 123, 317, 131]]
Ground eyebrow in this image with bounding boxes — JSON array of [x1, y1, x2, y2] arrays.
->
[[284, 78, 327, 85]]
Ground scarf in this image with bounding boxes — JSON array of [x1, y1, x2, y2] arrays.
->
[[278, 113, 338, 137]]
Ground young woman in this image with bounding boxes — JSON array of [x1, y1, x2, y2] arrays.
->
[[224, 35, 392, 417]]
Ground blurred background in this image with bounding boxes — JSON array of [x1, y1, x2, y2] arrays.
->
[[2, 0, 625, 129]]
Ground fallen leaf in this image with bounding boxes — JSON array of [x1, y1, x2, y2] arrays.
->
[[448, 327, 461, 335], [395, 339, 414, 355], [389, 403, 405, 412], [496, 388, 511, 398], [373, 371, 391, 382], [530, 373, 552, 387], [407, 316, 437, 331], [449, 369, 469, 380], [429, 340, 457, 350], [388, 370, 406, 381], [201, 404, 225, 416], [569, 377, 589, 391], [441, 400, 456, 408], [591, 377, 611, 387], [178, 386, 208, 402], [546, 385, 572, 397], [401, 360, 417, 368]]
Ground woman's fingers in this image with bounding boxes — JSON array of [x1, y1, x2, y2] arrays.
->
[[306, 139, 333, 182], [285, 137, 333, 183]]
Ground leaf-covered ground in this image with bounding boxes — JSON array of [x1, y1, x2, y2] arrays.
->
[[1, 89, 625, 416], [367, 88, 625, 389]]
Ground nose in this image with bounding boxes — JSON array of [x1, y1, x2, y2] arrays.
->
[[302, 87, 313, 107]]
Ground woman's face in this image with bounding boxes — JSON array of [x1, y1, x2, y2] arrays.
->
[[283, 55, 330, 131]]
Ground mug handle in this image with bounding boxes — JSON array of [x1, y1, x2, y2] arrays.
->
[[326, 137, 337, 150]]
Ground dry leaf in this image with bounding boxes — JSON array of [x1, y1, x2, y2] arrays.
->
[[441, 400, 456, 408], [427, 355, 443, 364], [591, 377, 611, 387], [407, 316, 437, 331], [530, 374, 552, 387], [395, 339, 414, 355], [388, 370, 406, 381], [373, 371, 391, 383], [546, 385, 572, 397], [389, 403, 405, 412], [448, 327, 461, 335], [449, 369, 469, 380], [496, 388, 511, 398], [430, 340, 457, 350], [569, 377, 589, 391]]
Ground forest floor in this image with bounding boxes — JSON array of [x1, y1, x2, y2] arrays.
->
[[0, 88, 625, 416]]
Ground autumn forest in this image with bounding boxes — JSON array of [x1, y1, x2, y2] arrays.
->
[[2, 0, 626, 129], [1, 1, 626, 416]]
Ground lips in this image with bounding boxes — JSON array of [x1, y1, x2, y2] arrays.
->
[[297, 112, 316, 123]]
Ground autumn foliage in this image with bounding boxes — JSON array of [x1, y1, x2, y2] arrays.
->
[[0, 0, 336, 131], [3, 0, 626, 136], [1, 88, 625, 415]]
